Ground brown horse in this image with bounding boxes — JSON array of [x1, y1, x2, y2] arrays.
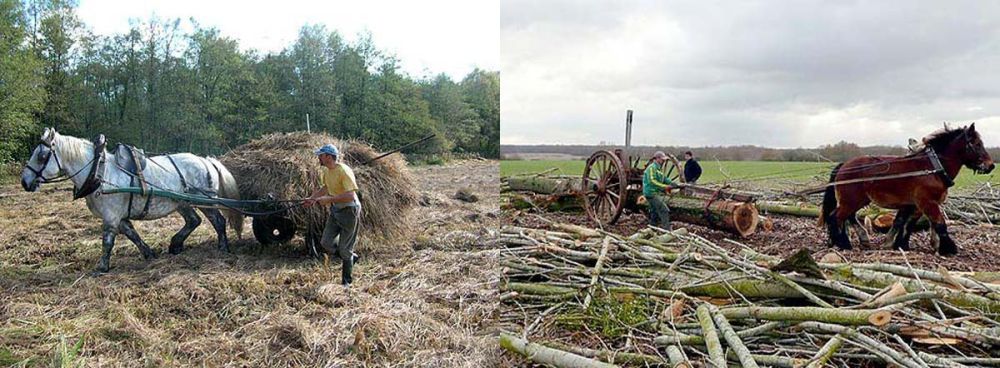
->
[[819, 124, 994, 256]]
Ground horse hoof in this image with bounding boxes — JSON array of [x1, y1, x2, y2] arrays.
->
[[939, 242, 958, 256], [168, 245, 184, 255], [92, 265, 110, 275], [143, 251, 158, 261]]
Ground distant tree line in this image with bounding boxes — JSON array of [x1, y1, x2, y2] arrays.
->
[[503, 141, 1000, 163], [0, 0, 500, 163]]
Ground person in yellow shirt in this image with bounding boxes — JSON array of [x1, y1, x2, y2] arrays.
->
[[304, 144, 361, 288]]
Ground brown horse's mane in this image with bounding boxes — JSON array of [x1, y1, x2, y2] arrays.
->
[[922, 125, 976, 153]]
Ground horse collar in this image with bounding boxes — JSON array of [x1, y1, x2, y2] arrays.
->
[[73, 134, 108, 199], [926, 147, 955, 188]]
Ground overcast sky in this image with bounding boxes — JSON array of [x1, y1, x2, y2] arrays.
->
[[77, 0, 498, 80], [501, 1, 1000, 148]]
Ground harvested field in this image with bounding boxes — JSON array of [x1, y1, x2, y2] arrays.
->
[[0, 160, 502, 367]]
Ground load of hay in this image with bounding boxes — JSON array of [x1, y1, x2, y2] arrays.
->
[[220, 132, 418, 252]]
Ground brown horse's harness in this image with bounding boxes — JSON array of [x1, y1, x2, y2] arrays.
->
[[797, 131, 979, 196]]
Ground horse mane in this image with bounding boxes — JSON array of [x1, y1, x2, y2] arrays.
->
[[53, 133, 95, 164], [922, 125, 974, 152]]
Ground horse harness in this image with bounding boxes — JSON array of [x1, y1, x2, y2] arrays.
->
[[26, 136, 225, 218], [795, 146, 958, 196], [115, 144, 156, 219], [112, 145, 219, 219], [23, 135, 107, 199]]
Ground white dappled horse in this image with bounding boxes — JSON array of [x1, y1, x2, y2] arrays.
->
[[21, 128, 243, 272]]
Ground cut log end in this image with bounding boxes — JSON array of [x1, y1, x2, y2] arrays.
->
[[733, 203, 760, 238], [868, 310, 893, 326], [873, 213, 895, 233]]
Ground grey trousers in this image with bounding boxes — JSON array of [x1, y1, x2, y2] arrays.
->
[[647, 194, 671, 230], [321, 205, 360, 285]]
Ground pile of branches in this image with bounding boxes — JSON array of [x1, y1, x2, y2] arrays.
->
[[947, 183, 1000, 225], [499, 222, 1000, 367]]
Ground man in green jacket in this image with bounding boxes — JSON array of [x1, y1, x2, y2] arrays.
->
[[643, 151, 677, 230]]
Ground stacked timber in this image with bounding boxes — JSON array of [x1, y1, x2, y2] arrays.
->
[[503, 174, 760, 237]]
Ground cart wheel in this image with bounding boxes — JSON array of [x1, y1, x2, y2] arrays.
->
[[644, 154, 686, 185], [582, 150, 628, 225], [305, 225, 323, 258], [252, 215, 296, 245]]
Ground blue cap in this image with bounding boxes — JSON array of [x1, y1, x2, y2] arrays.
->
[[314, 144, 339, 156]]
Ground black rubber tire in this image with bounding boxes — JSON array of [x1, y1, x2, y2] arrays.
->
[[252, 215, 296, 245]]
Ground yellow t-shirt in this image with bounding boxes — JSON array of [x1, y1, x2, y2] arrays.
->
[[319, 163, 359, 205]]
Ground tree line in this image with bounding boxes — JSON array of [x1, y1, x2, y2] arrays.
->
[[0, 0, 500, 164], [503, 141, 1000, 163]]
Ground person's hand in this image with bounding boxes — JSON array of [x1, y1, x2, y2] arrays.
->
[[664, 186, 673, 194], [303, 198, 316, 208]]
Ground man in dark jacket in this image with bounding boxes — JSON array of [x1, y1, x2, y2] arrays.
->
[[683, 151, 702, 184]]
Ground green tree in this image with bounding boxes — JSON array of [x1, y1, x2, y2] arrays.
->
[[0, 0, 45, 162], [289, 24, 340, 134], [461, 68, 500, 158], [32, 0, 81, 135], [422, 73, 477, 153], [368, 60, 447, 154]]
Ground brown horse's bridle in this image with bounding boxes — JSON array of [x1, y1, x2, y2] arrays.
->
[[956, 129, 993, 174]]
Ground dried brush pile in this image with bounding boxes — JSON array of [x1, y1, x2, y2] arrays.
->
[[220, 132, 419, 251]]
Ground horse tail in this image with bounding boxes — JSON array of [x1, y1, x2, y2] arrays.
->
[[818, 162, 844, 227], [207, 157, 244, 239]]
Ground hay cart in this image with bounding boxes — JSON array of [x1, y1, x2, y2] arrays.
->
[[247, 134, 436, 253]]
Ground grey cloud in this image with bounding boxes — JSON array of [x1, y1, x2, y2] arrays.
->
[[502, 0, 1000, 147]]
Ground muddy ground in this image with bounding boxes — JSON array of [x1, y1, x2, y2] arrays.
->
[[0, 160, 502, 367], [503, 207, 1000, 272]]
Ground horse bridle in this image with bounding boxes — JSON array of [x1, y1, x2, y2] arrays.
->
[[24, 140, 95, 184], [958, 130, 989, 161], [23, 141, 67, 183]]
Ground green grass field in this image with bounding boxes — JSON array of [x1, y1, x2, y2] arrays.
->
[[501, 160, 1000, 190]]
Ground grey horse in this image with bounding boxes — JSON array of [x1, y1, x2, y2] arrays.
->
[[21, 128, 243, 272]]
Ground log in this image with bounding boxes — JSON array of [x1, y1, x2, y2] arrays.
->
[[696, 304, 727, 368], [872, 213, 896, 233], [542, 341, 667, 366], [665, 196, 760, 237], [679, 279, 805, 299], [499, 333, 620, 368], [826, 266, 1000, 315], [551, 223, 601, 239], [719, 306, 892, 326], [709, 305, 759, 368], [756, 201, 821, 217], [665, 345, 691, 368], [506, 176, 580, 195], [805, 333, 845, 368]]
